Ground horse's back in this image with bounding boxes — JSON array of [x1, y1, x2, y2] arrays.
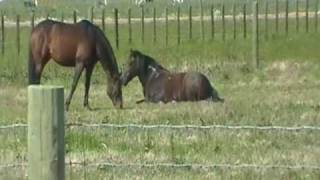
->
[[31, 19, 99, 66]]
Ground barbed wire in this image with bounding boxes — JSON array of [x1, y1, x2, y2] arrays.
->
[[0, 163, 26, 169], [1, 123, 320, 132], [0, 123, 27, 129], [74, 162, 320, 171], [67, 123, 320, 132], [1, 162, 319, 171]]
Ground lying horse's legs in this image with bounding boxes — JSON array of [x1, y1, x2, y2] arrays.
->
[[65, 63, 84, 111], [83, 65, 94, 109]]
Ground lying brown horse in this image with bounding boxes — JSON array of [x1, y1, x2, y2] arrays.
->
[[29, 19, 123, 110], [121, 50, 223, 103]]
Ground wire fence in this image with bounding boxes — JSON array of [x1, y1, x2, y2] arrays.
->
[[1, 122, 320, 178], [1, 161, 320, 171], [1, 123, 320, 131]]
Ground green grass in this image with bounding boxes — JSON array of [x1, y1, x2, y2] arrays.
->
[[1, 15, 320, 179]]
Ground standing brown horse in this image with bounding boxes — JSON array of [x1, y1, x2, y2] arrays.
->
[[29, 19, 123, 110], [121, 50, 224, 103]]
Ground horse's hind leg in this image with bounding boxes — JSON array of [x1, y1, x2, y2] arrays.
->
[[83, 65, 95, 109], [65, 63, 84, 111]]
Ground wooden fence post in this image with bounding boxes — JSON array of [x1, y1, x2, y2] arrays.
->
[[222, 4, 225, 41], [114, 8, 119, 49], [16, 15, 20, 55], [165, 7, 168, 46], [128, 8, 132, 44], [243, 4, 247, 39], [306, 0, 309, 33], [189, 6, 192, 40], [285, 0, 289, 35], [153, 7, 157, 44], [315, 0, 319, 32], [276, 0, 279, 34], [177, 6, 181, 45], [28, 85, 65, 180], [211, 5, 215, 40], [141, 6, 144, 44], [73, 10, 77, 23], [61, 13, 64, 23], [31, 11, 35, 30], [265, 1, 269, 40], [102, 8, 105, 32], [233, 4, 236, 40], [253, 1, 259, 69], [200, 0, 204, 41], [1, 12, 4, 56], [296, 0, 299, 33], [90, 6, 94, 23]]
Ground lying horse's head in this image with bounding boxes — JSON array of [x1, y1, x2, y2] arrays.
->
[[121, 49, 166, 86], [121, 49, 145, 86]]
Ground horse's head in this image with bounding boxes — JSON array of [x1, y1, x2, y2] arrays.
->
[[107, 75, 123, 109], [120, 49, 144, 86]]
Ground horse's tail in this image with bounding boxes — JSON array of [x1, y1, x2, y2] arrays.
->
[[28, 45, 37, 85]]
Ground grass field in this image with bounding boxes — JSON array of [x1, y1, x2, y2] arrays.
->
[[1, 10, 320, 180]]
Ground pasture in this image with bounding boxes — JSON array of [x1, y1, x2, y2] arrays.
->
[[1, 0, 320, 179]]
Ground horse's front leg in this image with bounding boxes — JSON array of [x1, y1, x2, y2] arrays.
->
[[65, 63, 84, 111], [83, 65, 94, 110]]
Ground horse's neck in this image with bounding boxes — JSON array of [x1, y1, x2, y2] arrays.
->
[[97, 37, 119, 84]]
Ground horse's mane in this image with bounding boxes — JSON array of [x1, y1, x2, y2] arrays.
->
[[132, 50, 168, 73]]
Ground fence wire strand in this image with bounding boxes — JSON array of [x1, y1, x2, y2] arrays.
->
[[1, 162, 320, 171], [67, 123, 320, 131], [1, 123, 320, 131]]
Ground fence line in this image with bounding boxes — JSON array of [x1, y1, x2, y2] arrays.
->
[[1, 123, 320, 132], [1, 162, 320, 171]]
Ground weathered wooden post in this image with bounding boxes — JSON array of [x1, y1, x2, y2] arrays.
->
[[90, 6, 94, 23], [114, 8, 119, 49], [102, 8, 105, 32], [265, 1, 269, 40], [285, 0, 289, 35], [28, 85, 65, 180], [128, 8, 132, 44], [165, 7, 168, 46], [296, 0, 299, 32], [306, 0, 309, 33], [189, 6, 192, 40], [16, 14, 20, 55], [61, 13, 64, 23], [31, 11, 35, 29], [275, 0, 279, 34], [73, 10, 77, 23], [153, 7, 157, 44], [243, 4, 247, 39], [141, 6, 145, 44], [211, 5, 215, 40], [253, 1, 259, 69], [233, 3, 236, 40], [222, 4, 225, 41], [200, 0, 204, 41], [177, 6, 181, 45], [315, 0, 319, 32], [1, 12, 4, 56]]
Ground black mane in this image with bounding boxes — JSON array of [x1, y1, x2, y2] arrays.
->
[[131, 50, 168, 73]]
